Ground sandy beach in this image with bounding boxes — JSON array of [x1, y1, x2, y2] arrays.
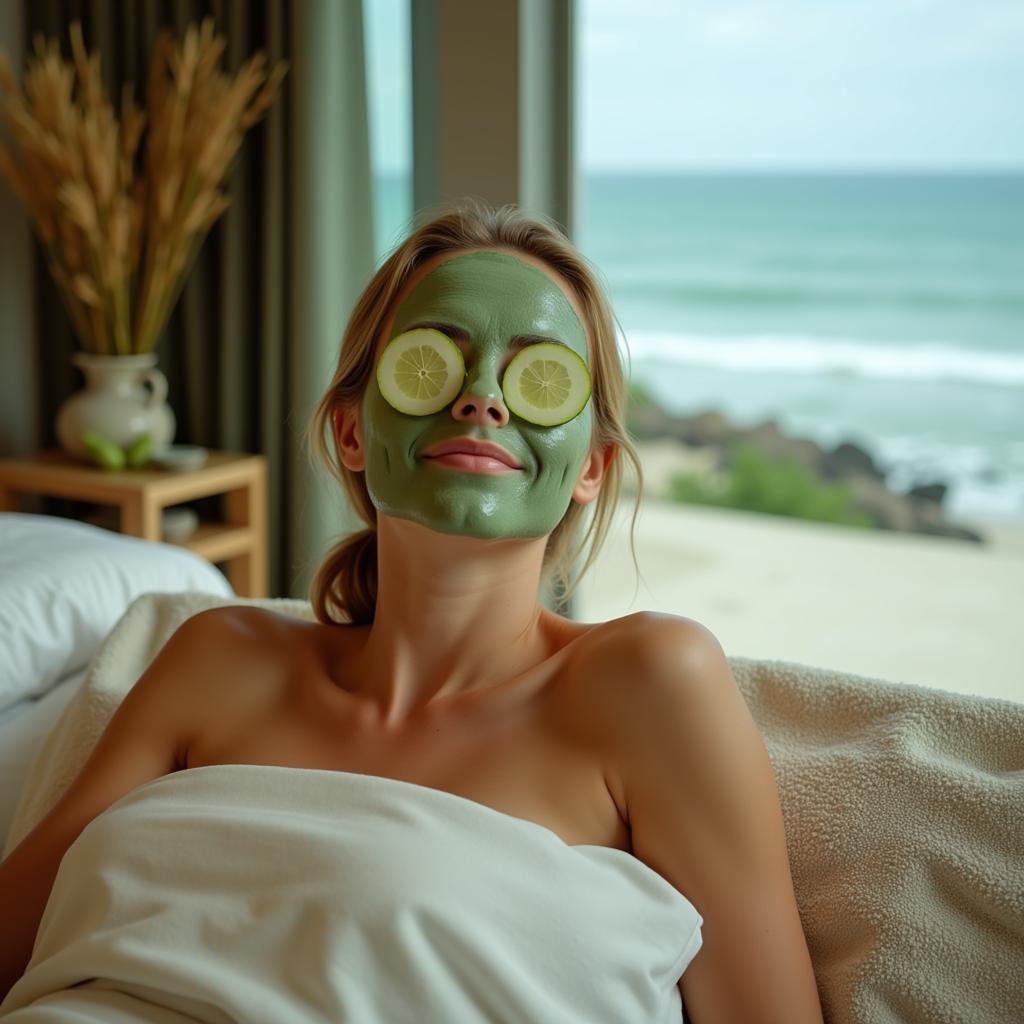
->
[[574, 494, 1024, 706]]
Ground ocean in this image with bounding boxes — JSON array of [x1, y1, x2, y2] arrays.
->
[[374, 173, 1024, 527]]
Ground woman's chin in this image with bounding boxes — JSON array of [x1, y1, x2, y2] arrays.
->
[[377, 508, 548, 543]]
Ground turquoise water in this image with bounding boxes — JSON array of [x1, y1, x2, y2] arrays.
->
[[374, 173, 1024, 525]]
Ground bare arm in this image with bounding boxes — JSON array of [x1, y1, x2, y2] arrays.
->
[[612, 614, 823, 1024], [0, 607, 233, 998]]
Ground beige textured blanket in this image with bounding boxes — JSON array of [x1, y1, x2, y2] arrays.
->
[[6, 591, 1023, 1023]]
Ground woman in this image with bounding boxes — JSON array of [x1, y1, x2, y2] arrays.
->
[[1, 200, 823, 1023], [295, 198, 822, 1020]]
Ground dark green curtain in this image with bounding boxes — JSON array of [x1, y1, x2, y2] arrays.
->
[[25, 0, 374, 598]]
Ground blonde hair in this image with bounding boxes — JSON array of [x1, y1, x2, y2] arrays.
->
[[305, 197, 645, 625]]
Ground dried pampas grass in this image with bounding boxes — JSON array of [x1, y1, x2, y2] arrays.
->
[[0, 19, 287, 354]]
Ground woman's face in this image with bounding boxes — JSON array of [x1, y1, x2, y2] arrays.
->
[[354, 249, 598, 540]]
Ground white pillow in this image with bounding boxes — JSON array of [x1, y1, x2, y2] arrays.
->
[[0, 513, 235, 712]]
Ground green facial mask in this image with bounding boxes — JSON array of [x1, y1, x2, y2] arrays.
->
[[359, 250, 595, 539]]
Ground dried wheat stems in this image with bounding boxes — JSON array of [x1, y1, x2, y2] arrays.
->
[[0, 18, 287, 355]]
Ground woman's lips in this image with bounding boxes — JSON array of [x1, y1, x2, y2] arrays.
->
[[423, 452, 521, 474]]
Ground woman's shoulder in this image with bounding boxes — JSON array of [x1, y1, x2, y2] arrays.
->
[[182, 604, 332, 656], [186, 603, 305, 634], [174, 606, 322, 767], [569, 609, 717, 668], [173, 604, 310, 704], [563, 610, 730, 745]]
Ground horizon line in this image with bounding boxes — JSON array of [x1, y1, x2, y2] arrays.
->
[[577, 165, 1024, 176], [373, 164, 1024, 178]]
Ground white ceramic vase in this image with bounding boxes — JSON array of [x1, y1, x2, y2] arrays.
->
[[55, 352, 176, 460]]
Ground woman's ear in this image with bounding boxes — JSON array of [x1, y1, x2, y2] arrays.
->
[[333, 404, 366, 472], [572, 442, 616, 505]]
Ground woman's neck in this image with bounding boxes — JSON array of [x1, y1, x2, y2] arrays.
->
[[342, 514, 559, 728]]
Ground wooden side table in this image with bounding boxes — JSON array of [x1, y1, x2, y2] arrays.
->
[[0, 450, 268, 598]]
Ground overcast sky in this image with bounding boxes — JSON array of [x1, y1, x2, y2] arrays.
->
[[366, 0, 1024, 174]]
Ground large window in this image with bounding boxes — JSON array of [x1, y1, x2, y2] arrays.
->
[[364, 0, 413, 264], [577, 0, 1023, 525], [575, 0, 1023, 700]]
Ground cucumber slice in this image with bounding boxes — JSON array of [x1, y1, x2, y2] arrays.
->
[[503, 343, 592, 426], [376, 328, 466, 416]]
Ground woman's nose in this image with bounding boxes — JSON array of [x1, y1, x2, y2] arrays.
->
[[451, 377, 510, 426]]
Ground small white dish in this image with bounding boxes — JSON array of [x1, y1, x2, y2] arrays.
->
[[162, 507, 199, 542], [153, 445, 209, 471]]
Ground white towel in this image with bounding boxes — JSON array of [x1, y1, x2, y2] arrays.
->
[[0, 763, 701, 1023], [4, 590, 1024, 1022]]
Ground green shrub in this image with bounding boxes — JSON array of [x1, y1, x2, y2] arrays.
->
[[667, 441, 876, 529], [627, 379, 657, 409], [625, 381, 661, 438]]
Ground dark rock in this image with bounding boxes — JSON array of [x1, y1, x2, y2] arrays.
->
[[907, 482, 948, 505], [909, 500, 986, 542], [731, 419, 826, 476], [627, 403, 680, 441], [820, 441, 886, 482], [844, 474, 917, 531], [680, 410, 735, 447], [626, 393, 980, 544]]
